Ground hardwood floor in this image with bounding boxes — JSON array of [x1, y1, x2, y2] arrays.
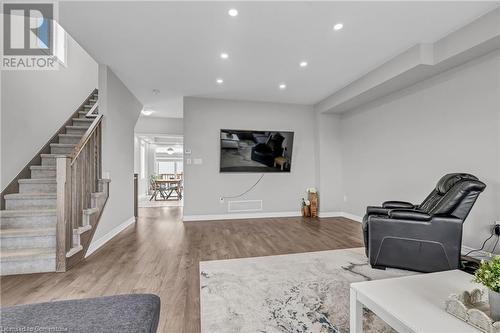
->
[[1, 207, 363, 333]]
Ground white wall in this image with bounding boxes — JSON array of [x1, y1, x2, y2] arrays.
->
[[135, 116, 183, 135], [337, 52, 500, 250], [315, 112, 343, 214], [1, 34, 98, 189], [92, 65, 142, 243], [183, 97, 316, 217]]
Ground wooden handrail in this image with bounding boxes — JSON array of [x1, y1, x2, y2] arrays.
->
[[85, 102, 98, 118], [70, 114, 103, 164]]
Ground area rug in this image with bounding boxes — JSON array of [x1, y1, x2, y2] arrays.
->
[[200, 247, 416, 333]]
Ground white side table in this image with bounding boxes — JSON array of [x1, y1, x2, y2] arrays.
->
[[350, 270, 479, 332]]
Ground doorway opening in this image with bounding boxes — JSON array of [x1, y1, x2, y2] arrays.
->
[[135, 134, 184, 208]]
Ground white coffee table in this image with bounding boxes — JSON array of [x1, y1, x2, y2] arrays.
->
[[350, 270, 479, 333]]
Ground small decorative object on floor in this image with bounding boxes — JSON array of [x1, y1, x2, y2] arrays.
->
[[445, 289, 500, 333], [301, 198, 311, 217], [305, 187, 318, 218], [475, 256, 500, 321]]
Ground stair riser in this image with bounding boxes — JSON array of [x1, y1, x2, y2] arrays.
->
[[41, 157, 56, 166], [78, 113, 88, 119], [1, 215, 56, 229], [1, 235, 55, 250], [51, 146, 74, 154], [19, 182, 56, 193], [66, 127, 87, 135], [5, 198, 56, 210], [72, 120, 92, 128], [59, 135, 81, 144], [1, 258, 55, 276], [31, 169, 56, 179]]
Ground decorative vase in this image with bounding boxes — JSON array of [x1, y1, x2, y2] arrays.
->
[[489, 289, 500, 321]]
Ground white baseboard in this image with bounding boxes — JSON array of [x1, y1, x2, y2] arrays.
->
[[318, 211, 363, 222], [86, 216, 136, 257], [317, 211, 343, 218], [183, 211, 301, 222], [183, 211, 364, 222]]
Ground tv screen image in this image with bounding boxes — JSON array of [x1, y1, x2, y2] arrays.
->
[[220, 129, 294, 173]]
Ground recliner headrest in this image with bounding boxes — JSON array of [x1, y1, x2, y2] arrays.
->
[[430, 178, 486, 216], [436, 173, 478, 194]]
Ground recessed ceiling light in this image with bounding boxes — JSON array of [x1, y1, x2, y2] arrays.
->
[[279, 83, 287, 90], [220, 53, 229, 59], [299, 61, 308, 67], [216, 78, 224, 84], [228, 9, 238, 17], [141, 110, 154, 116], [152, 89, 160, 95], [333, 23, 344, 31]]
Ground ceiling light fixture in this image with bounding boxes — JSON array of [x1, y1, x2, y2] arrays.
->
[[220, 52, 229, 59], [228, 9, 238, 17], [333, 23, 344, 31], [279, 83, 287, 90], [216, 78, 224, 84], [166, 147, 175, 155], [152, 89, 160, 95], [141, 110, 154, 116], [299, 61, 308, 67]]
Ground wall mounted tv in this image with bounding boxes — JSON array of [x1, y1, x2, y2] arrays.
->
[[220, 129, 294, 173]]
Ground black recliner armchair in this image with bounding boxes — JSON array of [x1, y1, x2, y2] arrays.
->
[[251, 133, 285, 167], [363, 173, 486, 272]]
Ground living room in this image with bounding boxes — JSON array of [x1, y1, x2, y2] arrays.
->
[[1, 1, 500, 332]]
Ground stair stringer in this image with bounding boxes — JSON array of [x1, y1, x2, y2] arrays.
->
[[65, 178, 110, 270]]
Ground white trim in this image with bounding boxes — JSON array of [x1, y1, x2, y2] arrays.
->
[[86, 217, 136, 257], [183, 211, 301, 222], [340, 212, 363, 222], [183, 211, 364, 222], [318, 211, 343, 218], [318, 211, 363, 222]]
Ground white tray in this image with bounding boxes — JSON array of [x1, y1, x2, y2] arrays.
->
[[446, 289, 500, 333]]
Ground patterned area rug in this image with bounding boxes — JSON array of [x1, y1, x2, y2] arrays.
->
[[200, 248, 416, 333]]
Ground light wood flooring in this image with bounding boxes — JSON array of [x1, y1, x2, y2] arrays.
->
[[1, 207, 363, 332]]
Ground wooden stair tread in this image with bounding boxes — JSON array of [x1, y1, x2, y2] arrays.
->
[[18, 178, 56, 184], [30, 165, 56, 170], [0, 209, 56, 217], [4, 193, 57, 199], [65, 125, 88, 129], [40, 153, 69, 158], [0, 227, 56, 237], [72, 118, 93, 122], [0, 247, 55, 261], [50, 143, 76, 147]]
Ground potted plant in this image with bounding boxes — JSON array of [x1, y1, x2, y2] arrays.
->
[[474, 256, 500, 321]]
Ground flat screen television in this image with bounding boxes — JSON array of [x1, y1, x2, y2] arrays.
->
[[220, 129, 294, 173]]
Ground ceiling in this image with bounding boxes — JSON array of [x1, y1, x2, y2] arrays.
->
[[59, 1, 499, 118], [137, 134, 183, 146]]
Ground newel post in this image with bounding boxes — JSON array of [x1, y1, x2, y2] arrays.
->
[[55, 156, 71, 272]]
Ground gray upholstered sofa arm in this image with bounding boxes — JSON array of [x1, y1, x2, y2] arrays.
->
[[0, 294, 161, 333]]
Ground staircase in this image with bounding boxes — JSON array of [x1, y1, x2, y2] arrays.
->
[[0, 90, 110, 275]]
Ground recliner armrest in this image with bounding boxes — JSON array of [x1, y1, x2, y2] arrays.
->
[[382, 201, 415, 209], [388, 209, 431, 221], [366, 206, 391, 216]]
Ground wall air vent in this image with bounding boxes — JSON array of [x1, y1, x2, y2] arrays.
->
[[228, 200, 263, 213]]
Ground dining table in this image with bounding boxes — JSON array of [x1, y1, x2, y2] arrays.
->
[[150, 179, 183, 201]]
